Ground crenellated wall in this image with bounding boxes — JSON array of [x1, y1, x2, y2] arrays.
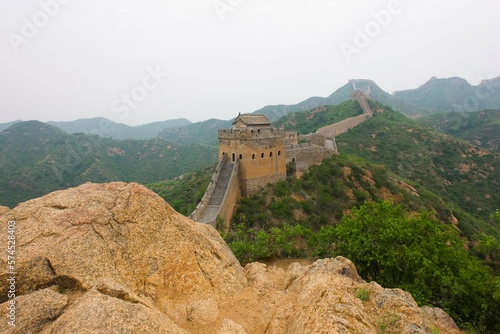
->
[[192, 91, 372, 228], [286, 143, 337, 165], [316, 113, 371, 137], [316, 92, 373, 138], [189, 155, 228, 222], [189, 156, 241, 229], [219, 127, 287, 196]]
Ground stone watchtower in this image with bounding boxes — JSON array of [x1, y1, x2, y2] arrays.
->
[[218, 114, 287, 196]]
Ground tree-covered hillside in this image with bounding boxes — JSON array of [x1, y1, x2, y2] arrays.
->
[[0, 121, 217, 207], [393, 76, 500, 112], [159, 118, 231, 146], [334, 105, 499, 235], [272, 100, 363, 133], [219, 154, 500, 332], [145, 165, 214, 216], [48, 117, 192, 140], [419, 110, 500, 152]]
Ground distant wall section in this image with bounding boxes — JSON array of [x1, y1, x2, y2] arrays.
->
[[316, 92, 373, 138], [286, 142, 337, 166]]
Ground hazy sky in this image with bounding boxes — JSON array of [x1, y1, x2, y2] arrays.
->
[[1, 0, 499, 125]]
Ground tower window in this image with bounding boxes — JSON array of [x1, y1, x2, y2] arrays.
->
[[278, 151, 281, 156], [232, 153, 236, 162], [252, 154, 256, 160], [270, 152, 273, 157], [261, 153, 265, 158], [239, 154, 243, 160]]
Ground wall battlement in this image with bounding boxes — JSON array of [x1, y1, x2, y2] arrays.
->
[[219, 127, 286, 140], [192, 93, 372, 228]]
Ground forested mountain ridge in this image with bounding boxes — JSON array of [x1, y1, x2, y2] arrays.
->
[[419, 109, 500, 153], [0, 121, 216, 207]]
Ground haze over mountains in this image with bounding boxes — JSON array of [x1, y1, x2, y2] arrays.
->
[[1, 76, 499, 139], [1, 75, 499, 210], [0, 121, 216, 207]]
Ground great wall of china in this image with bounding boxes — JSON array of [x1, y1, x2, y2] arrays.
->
[[189, 91, 373, 228]]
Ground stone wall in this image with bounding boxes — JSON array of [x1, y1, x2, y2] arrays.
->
[[217, 159, 240, 230], [219, 127, 287, 196], [241, 173, 286, 196], [316, 113, 371, 138], [299, 134, 326, 147], [286, 143, 337, 166], [316, 91, 373, 138], [351, 91, 373, 116], [189, 156, 227, 222], [288, 161, 309, 178]]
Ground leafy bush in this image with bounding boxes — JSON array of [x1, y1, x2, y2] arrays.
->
[[334, 201, 500, 332]]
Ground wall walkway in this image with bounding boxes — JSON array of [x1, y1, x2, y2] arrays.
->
[[190, 155, 240, 228], [316, 92, 373, 138]]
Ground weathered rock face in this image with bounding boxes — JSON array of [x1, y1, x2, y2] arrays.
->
[[0, 182, 245, 333], [0, 183, 462, 333], [228, 259, 462, 334]]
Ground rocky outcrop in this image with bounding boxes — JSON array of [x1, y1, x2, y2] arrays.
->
[[232, 258, 462, 334], [0, 182, 462, 333], [0, 182, 245, 333]]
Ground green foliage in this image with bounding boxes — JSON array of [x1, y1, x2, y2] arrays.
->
[[335, 201, 500, 332], [0, 121, 217, 207], [430, 327, 441, 334], [232, 153, 470, 235], [48, 117, 192, 140], [419, 110, 500, 153], [145, 166, 214, 216], [159, 119, 231, 146], [378, 312, 402, 334], [355, 288, 370, 301], [224, 222, 313, 264], [273, 100, 363, 134], [336, 105, 500, 236], [393, 77, 500, 113]]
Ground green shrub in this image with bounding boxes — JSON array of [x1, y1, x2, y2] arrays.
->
[[355, 288, 370, 301]]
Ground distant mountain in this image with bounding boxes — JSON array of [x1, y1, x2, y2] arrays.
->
[[324, 79, 435, 118], [0, 121, 216, 207], [254, 79, 435, 121], [419, 110, 500, 153], [0, 120, 21, 132], [159, 118, 232, 147], [47, 117, 192, 140], [393, 76, 500, 112]]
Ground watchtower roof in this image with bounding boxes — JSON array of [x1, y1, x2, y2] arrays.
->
[[233, 113, 271, 128]]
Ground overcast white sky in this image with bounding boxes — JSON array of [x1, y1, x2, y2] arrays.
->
[[0, 0, 499, 125]]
